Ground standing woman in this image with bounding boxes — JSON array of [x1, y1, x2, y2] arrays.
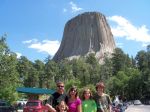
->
[[82, 88, 97, 112], [67, 86, 82, 112]]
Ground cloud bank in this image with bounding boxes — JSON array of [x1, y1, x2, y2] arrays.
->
[[108, 16, 150, 47], [23, 39, 60, 56]]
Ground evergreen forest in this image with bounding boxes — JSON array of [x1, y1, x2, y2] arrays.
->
[[0, 35, 150, 103]]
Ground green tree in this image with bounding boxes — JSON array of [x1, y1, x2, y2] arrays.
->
[[44, 59, 59, 88], [112, 48, 132, 75], [85, 53, 100, 83], [71, 58, 90, 86], [100, 56, 113, 81], [107, 71, 128, 96], [17, 56, 32, 86], [34, 60, 45, 88], [135, 46, 150, 99], [0, 36, 19, 102], [58, 59, 73, 82], [135, 50, 147, 71], [24, 63, 39, 87]]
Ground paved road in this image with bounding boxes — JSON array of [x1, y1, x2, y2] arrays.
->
[[125, 105, 150, 112]]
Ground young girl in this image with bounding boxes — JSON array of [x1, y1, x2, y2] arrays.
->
[[81, 88, 97, 112], [56, 101, 68, 112], [67, 86, 82, 112]]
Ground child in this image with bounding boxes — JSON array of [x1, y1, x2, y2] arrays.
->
[[56, 101, 68, 112], [94, 81, 112, 112], [82, 88, 97, 112], [67, 86, 82, 112]]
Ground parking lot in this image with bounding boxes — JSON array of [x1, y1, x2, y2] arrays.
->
[[125, 105, 150, 112]]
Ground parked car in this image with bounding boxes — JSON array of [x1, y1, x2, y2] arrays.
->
[[133, 100, 142, 105], [0, 100, 16, 112], [23, 100, 48, 112], [17, 99, 27, 105]]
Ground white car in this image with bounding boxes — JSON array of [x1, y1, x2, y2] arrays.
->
[[133, 100, 142, 105], [17, 99, 27, 105]]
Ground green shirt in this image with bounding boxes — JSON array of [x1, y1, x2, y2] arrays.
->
[[82, 99, 97, 112]]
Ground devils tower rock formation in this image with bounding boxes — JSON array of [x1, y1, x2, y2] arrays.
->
[[53, 12, 116, 62]]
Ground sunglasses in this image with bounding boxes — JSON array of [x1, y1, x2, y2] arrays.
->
[[70, 89, 77, 92], [57, 85, 64, 88]]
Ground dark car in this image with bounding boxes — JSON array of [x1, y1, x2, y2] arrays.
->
[[0, 100, 16, 112]]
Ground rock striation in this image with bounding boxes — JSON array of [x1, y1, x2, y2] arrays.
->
[[53, 12, 116, 62]]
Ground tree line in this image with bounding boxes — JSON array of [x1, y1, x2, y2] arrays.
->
[[0, 35, 150, 103]]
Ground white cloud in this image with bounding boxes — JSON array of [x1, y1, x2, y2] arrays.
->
[[23, 39, 60, 56], [69, 1, 83, 13], [22, 39, 38, 44], [108, 16, 150, 46], [16, 52, 22, 58]]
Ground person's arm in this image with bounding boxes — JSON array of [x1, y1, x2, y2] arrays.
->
[[45, 95, 56, 112], [109, 104, 112, 112], [77, 98, 82, 112], [77, 103, 82, 112], [45, 104, 56, 112], [107, 95, 112, 112]]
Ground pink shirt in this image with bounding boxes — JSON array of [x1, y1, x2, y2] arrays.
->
[[67, 98, 81, 112]]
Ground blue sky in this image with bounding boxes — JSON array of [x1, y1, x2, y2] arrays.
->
[[0, 0, 150, 62]]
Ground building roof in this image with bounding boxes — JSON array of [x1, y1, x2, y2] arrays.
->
[[16, 87, 55, 94]]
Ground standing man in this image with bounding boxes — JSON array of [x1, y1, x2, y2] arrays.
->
[[46, 81, 68, 112], [94, 81, 112, 112]]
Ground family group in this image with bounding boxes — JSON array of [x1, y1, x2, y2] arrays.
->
[[45, 81, 112, 112]]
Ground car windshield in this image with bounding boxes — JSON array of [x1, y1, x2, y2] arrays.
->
[[26, 102, 39, 106]]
